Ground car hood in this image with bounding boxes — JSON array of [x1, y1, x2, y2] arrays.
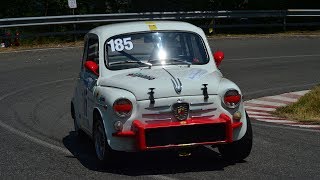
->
[[99, 67, 222, 100]]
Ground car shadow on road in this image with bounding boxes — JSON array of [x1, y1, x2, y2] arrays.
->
[[63, 131, 244, 176]]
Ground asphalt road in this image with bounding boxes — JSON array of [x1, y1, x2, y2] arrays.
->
[[0, 36, 319, 179]]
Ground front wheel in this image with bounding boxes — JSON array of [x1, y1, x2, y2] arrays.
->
[[93, 115, 113, 162], [218, 113, 253, 162]]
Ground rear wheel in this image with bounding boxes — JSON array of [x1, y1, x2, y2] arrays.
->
[[218, 113, 253, 162], [71, 103, 86, 139], [93, 114, 113, 162]]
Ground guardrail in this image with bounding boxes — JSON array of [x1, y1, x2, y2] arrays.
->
[[287, 9, 320, 17], [1, 9, 320, 28], [0, 9, 319, 44]]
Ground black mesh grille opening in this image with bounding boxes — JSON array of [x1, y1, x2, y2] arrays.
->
[[145, 123, 226, 147]]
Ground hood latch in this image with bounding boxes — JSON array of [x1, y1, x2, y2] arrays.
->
[[202, 84, 209, 100], [148, 88, 155, 105]]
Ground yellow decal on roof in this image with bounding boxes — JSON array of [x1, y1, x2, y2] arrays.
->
[[145, 22, 157, 31]]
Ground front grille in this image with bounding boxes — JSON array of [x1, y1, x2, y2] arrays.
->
[[145, 123, 226, 147]]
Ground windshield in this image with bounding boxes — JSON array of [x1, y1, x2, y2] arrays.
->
[[105, 31, 209, 70]]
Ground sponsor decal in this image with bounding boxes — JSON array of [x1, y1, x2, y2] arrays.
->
[[188, 69, 207, 80], [145, 22, 158, 30], [107, 37, 133, 52], [127, 73, 156, 80]]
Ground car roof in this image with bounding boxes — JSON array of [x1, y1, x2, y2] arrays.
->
[[88, 21, 204, 40]]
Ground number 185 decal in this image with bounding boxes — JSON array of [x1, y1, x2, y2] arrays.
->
[[107, 37, 133, 52]]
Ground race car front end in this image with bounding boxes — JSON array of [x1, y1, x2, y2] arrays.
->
[[110, 93, 248, 152]]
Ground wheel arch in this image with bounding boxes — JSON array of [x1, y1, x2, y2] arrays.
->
[[92, 106, 114, 147], [92, 107, 109, 137], [93, 107, 103, 127]]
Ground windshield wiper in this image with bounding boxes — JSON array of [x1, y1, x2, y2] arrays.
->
[[109, 60, 152, 68], [148, 58, 191, 67], [169, 58, 192, 67]]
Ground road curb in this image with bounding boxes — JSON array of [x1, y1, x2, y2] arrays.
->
[[244, 90, 320, 130]]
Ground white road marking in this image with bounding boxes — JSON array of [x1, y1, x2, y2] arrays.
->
[[244, 106, 276, 112], [252, 122, 320, 133], [291, 90, 310, 96], [0, 78, 74, 155], [257, 119, 298, 124], [264, 95, 298, 103], [245, 89, 320, 130], [228, 54, 320, 61], [244, 83, 318, 96], [246, 111, 271, 116], [246, 99, 287, 107], [289, 124, 320, 128], [0, 120, 71, 155], [249, 115, 284, 119]]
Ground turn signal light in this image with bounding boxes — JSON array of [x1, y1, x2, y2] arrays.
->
[[224, 90, 241, 108], [233, 111, 242, 121], [114, 121, 123, 131], [113, 98, 133, 117]]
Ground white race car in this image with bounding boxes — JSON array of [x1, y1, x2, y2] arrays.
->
[[71, 21, 252, 162]]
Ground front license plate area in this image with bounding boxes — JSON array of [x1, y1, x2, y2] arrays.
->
[[145, 123, 226, 147]]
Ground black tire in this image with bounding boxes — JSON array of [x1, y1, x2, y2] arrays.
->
[[71, 103, 86, 139], [71, 102, 75, 120], [218, 112, 253, 162], [93, 114, 113, 162]]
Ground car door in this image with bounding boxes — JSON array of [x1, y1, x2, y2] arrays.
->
[[74, 37, 88, 130], [79, 34, 100, 132]]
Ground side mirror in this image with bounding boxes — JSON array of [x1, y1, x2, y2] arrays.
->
[[213, 51, 224, 67], [84, 60, 99, 76]]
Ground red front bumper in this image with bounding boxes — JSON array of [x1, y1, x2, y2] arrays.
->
[[113, 113, 242, 151]]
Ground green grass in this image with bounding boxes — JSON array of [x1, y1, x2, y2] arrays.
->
[[273, 85, 320, 124]]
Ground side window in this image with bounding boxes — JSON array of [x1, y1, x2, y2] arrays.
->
[[87, 37, 99, 64], [190, 35, 207, 64], [81, 39, 88, 70], [83, 35, 99, 75]]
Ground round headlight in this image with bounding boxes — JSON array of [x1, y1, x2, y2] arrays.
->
[[224, 89, 241, 109], [113, 98, 133, 117]]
